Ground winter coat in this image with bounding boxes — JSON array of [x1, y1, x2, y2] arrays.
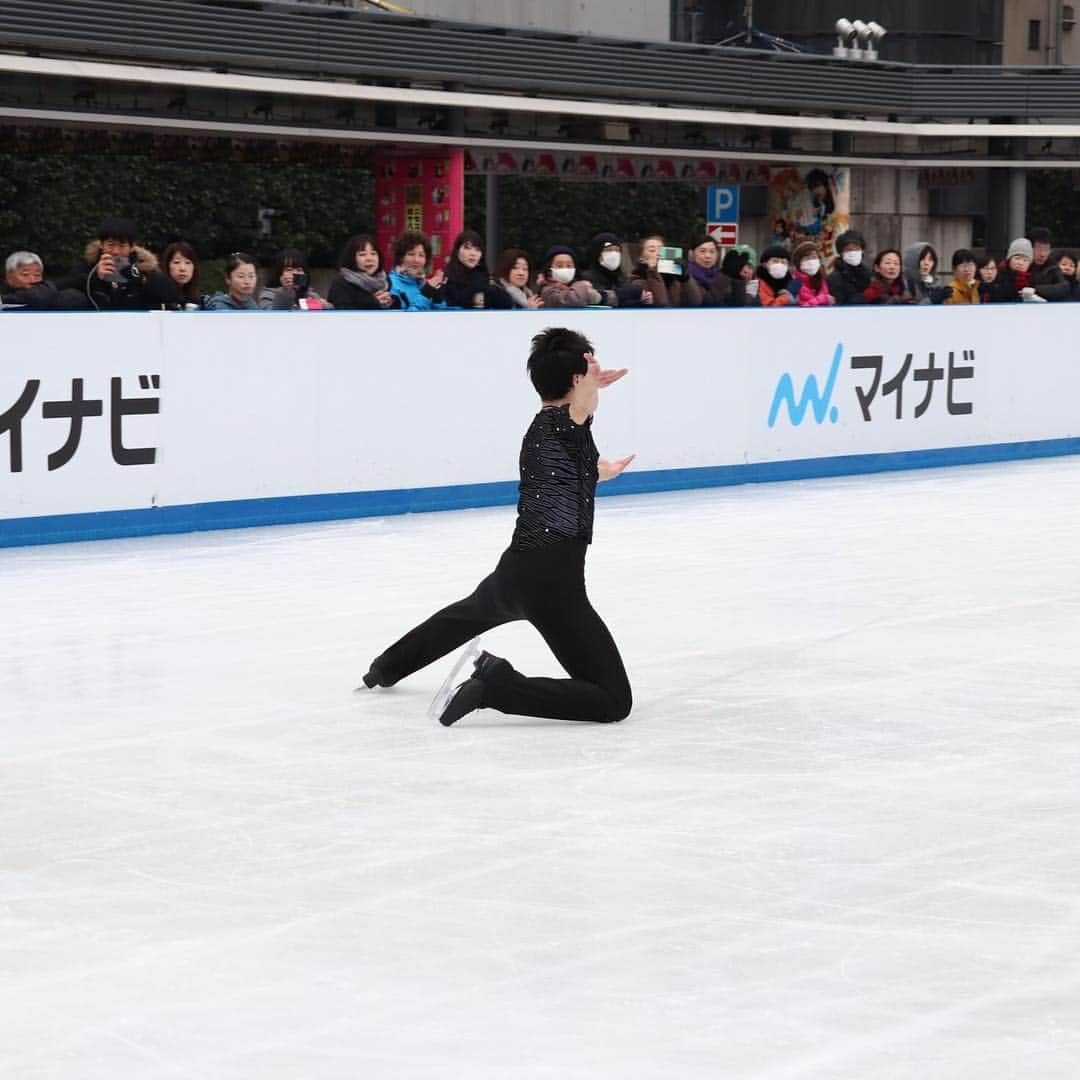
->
[[491, 279, 540, 309], [209, 292, 259, 310], [56, 242, 178, 311], [629, 262, 681, 308], [863, 276, 912, 304], [258, 285, 330, 311], [1029, 260, 1071, 302], [538, 280, 598, 308], [1, 281, 90, 311], [388, 269, 447, 312], [326, 275, 398, 310], [443, 264, 514, 310], [825, 261, 871, 305], [755, 272, 796, 307], [944, 277, 981, 305], [790, 269, 833, 307]]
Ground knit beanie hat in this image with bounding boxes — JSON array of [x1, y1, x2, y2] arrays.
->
[[541, 244, 577, 270], [835, 229, 866, 253], [759, 244, 790, 264], [1006, 238, 1033, 261]]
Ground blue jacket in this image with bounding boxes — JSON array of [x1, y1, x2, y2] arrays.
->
[[210, 292, 259, 310], [388, 269, 447, 312]]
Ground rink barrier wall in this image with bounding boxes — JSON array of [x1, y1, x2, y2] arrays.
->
[[2, 306, 1080, 548]]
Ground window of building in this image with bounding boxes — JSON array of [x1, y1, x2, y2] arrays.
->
[[1029, 19, 1042, 51]]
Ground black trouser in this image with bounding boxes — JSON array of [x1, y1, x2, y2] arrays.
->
[[372, 542, 632, 722]]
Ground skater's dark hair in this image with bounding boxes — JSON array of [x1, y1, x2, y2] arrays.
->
[[528, 327, 592, 400]]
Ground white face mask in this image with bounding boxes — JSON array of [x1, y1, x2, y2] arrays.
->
[[767, 262, 789, 280], [551, 266, 576, 284], [599, 251, 622, 271], [842, 249, 863, 267], [800, 259, 821, 276]]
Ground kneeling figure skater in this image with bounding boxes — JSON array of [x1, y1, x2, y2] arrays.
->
[[362, 326, 635, 726]]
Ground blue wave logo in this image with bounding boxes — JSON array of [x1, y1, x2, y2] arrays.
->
[[768, 342, 843, 428]]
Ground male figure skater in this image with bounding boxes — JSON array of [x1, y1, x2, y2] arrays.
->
[[361, 327, 635, 726]]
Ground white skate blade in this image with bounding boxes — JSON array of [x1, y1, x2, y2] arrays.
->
[[428, 638, 483, 723]]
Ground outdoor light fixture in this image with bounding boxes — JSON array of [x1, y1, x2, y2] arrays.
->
[[834, 17, 886, 60]]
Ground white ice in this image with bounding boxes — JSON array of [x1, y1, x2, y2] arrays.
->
[[2, 458, 1080, 1079]]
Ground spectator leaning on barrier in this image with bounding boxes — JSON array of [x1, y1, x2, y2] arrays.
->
[[536, 245, 600, 308], [582, 232, 650, 307], [57, 217, 178, 311], [1051, 248, 1080, 300], [2, 251, 88, 311], [629, 234, 681, 308], [945, 249, 981, 305], [863, 249, 912, 304], [825, 229, 871, 306], [976, 253, 999, 303], [210, 252, 260, 310], [492, 248, 543, 309], [161, 240, 210, 311], [1027, 227, 1071, 301], [789, 241, 834, 307], [989, 238, 1046, 303], [327, 234, 398, 310], [388, 232, 447, 312], [680, 234, 737, 308], [260, 249, 329, 310], [755, 244, 796, 307], [902, 242, 951, 304], [443, 230, 513, 310]]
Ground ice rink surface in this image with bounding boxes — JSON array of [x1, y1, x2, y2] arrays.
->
[[3, 457, 1080, 1079]]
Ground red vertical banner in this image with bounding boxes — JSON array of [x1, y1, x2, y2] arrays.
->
[[374, 148, 464, 272]]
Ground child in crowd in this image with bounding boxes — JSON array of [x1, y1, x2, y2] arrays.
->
[[976, 254, 999, 303], [789, 241, 834, 306], [863, 249, 911, 304], [443, 230, 513, 310], [944, 249, 981, 304], [537, 245, 602, 308], [388, 232, 447, 311], [210, 252, 260, 310], [755, 245, 796, 307]]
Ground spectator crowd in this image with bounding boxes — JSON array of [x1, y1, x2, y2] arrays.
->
[[4, 217, 1079, 314]]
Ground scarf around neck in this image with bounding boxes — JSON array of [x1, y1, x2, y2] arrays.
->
[[690, 262, 718, 288], [340, 267, 388, 293], [499, 278, 533, 308]]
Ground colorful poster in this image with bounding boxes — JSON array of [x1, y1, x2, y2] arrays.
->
[[767, 166, 850, 262], [374, 149, 464, 271]]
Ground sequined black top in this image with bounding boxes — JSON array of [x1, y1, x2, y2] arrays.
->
[[510, 404, 599, 550]]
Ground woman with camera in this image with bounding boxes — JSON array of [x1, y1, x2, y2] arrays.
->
[[259, 249, 330, 311]]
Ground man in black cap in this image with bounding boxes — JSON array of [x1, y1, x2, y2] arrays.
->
[[825, 229, 871, 305], [57, 217, 178, 311]]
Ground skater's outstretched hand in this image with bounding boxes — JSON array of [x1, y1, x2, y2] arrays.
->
[[598, 454, 635, 481], [585, 352, 628, 389]]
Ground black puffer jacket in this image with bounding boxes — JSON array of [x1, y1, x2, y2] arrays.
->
[[826, 260, 871, 305], [56, 242, 178, 311], [444, 263, 514, 310]]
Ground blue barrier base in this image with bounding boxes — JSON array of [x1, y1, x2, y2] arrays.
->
[[3, 437, 1079, 549]]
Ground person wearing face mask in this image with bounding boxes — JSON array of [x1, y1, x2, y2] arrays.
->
[[443, 230, 513, 310], [327, 234, 398, 310], [944, 249, 981, 305], [537, 245, 602, 308], [789, 241, 835, 307], [825, 230, 871, 306], [582, 232, 651, 307], [755, 245, 797, 307], [492, 249, 543, 309], [901, 242, 951, 304], [57, 217, 178, 311]]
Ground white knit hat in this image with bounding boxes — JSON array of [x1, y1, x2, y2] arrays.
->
[[1006, 237, 1034, 260]]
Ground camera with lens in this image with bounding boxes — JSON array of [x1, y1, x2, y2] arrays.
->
[[103, 256, 143, 291]]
